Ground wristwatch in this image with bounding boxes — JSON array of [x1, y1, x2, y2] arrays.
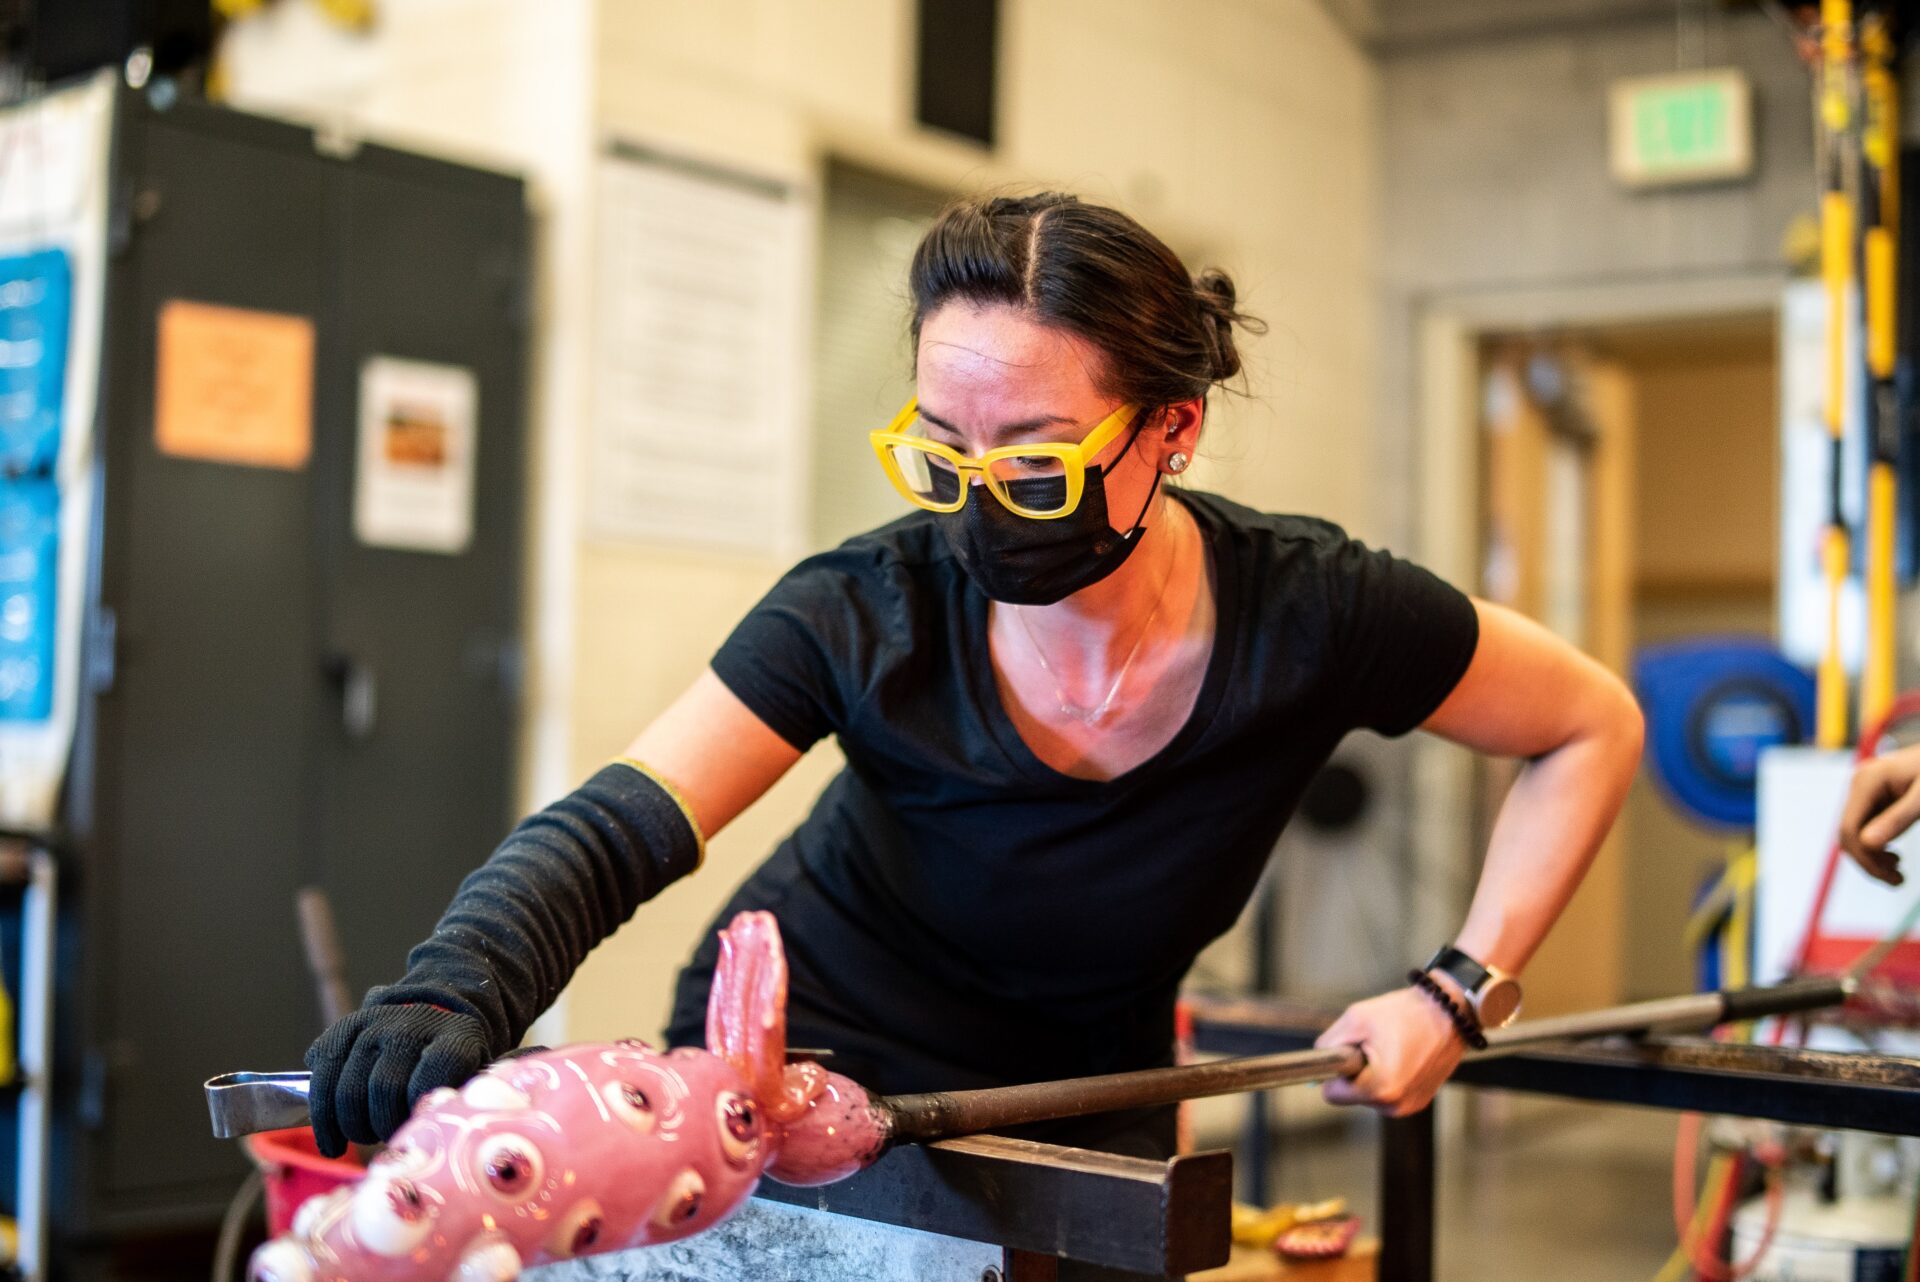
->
[[1422, 945, 1523, 1030]]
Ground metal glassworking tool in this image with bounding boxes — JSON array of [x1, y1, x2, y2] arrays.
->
[[206, 976, 1850, 1144], [204, 1071, 311, 1141]]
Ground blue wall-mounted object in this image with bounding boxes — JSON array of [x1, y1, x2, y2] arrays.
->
[[0, 480, 58, 723], [0, 249, 70, 478], [1634, 638, 1815, 831]]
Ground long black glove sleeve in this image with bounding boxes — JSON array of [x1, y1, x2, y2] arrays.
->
[[305, 762, 703, 1154], [366, 761, 703, 1047]]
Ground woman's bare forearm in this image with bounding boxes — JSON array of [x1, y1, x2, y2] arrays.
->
[[1454, 706, 1643, 974], [1421, 600, 1645, 976]]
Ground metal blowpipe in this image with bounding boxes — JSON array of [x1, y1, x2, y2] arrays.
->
[[206, 977, 1849, 1143], [874, 976, 1852, 1143]]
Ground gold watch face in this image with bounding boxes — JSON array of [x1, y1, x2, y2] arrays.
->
[[1478, 977, 1522, 1029]]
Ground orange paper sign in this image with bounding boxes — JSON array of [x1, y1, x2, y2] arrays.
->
[[155, 300, 314, 469]]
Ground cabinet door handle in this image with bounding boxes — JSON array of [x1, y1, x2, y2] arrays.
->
[[322, 655, 378, 740]]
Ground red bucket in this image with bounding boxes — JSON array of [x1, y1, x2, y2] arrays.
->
[[242, 1127, 367, 1235]]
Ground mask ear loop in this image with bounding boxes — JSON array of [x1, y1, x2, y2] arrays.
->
[[1108, 413, 1163, 545]]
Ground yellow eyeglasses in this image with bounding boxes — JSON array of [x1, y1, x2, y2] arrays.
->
[[869, 398, 1141, 520]]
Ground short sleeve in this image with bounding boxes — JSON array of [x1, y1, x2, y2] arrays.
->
[[1325, 538, 1480, 736], [709, 553, 874, 752]]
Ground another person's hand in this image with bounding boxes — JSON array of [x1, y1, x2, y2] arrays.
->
[[305, 1004, 493, 1157], [1314, 986, 1465, 1117], [1838, 746, 1920, 886]]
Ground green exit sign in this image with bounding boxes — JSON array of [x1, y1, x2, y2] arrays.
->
[[1609, 70, 1753, 188]]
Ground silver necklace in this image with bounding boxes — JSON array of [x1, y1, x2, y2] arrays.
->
[[1011, 525, 1182, 726]]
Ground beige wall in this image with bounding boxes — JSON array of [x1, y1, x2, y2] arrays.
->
[[590, 0, 1381, 526], [219, 0, 1385, 1045]]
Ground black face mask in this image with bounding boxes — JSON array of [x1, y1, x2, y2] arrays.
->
[[931, 433, 1162, 606]]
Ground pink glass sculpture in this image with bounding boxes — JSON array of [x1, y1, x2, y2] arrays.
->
[[248, 911, 889, 1282]]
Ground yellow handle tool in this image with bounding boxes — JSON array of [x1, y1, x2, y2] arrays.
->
[[1860, 8, 1900, 730], [1819, 0, 1859, 749]]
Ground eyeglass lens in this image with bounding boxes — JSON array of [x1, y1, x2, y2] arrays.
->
[[888, 443, 958, 503], [889, 428, 1075, 515], [997, 472, 1070, 513]]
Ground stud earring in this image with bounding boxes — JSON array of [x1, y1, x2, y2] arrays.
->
[[1167, 452, 1190, 474]]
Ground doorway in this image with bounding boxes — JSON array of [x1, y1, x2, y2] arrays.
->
[[1469, 308, 1780, 1011]]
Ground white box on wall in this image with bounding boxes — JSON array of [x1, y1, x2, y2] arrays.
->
[[1755, 746, 1920, 1055]]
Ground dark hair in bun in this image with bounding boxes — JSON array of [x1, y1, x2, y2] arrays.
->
[[908, 192, 1262, 411], [1192, 267, 1248, 382]]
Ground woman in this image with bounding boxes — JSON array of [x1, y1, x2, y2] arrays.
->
[[306, 194, 1643, 1235]]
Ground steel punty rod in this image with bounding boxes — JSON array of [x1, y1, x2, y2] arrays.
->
[[878, 1046, 1369, 1144], [876, 976, 1853, 1143], [1475, 975, 1847, 1052]]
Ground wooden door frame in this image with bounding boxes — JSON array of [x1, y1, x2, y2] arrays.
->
[[1405, 270, 1789, 971]]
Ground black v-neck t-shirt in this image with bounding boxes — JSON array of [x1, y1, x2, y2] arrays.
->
[[667, 490, 1479, 1093]]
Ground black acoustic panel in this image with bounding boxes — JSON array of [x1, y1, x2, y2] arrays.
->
[[916, 0, 998, 148]]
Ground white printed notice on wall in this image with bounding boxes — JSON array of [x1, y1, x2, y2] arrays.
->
[[354, 357, 477, 554], [587, 143, 811, 555]]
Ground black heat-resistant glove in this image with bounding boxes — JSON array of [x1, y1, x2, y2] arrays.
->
[[302, 761, 703, 1157], [305, 1004, 493, 1157]]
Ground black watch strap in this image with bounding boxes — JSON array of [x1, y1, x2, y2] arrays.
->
[[1423, 944, 1491, 994]]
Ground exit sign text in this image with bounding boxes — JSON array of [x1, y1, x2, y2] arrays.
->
[[1609, 69, 1754, 189]]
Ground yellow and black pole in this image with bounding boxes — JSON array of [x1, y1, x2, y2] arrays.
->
[[1860, 2, 1902, 731], [1819, 0, 1861, 748]]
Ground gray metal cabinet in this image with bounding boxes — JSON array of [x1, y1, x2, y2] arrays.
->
[[50, 87, 528, 1257]]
